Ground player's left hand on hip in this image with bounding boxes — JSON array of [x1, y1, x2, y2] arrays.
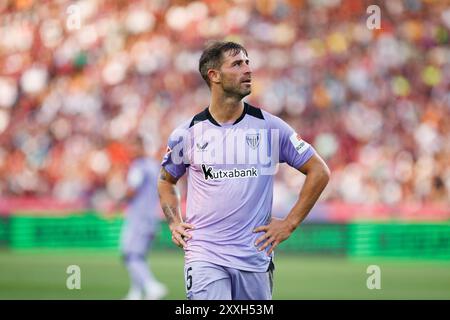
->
[[253, 218, 293, 256]]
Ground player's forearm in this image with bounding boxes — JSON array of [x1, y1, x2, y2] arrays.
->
[[157, 181, 183, 227], [284, 166, 330, 231]]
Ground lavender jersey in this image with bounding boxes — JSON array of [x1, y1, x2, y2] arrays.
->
[[161, 102, 315, 272], [125, 157, 160, 233]]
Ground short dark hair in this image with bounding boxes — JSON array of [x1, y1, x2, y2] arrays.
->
[[198, 41, 248, 88]]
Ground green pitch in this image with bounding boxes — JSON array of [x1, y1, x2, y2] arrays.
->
[[0, 250, 449, 299]]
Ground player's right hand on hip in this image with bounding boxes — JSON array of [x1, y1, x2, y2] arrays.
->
[[169, 222, 194, 249]]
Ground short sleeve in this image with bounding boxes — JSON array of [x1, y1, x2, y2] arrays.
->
[[161, 127, 189, 179], [269, 114, 315, 169]]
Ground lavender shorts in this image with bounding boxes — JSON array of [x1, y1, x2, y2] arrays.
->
[[184, 260, 274, 300]]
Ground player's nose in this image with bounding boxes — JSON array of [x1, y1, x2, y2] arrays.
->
[[244, 63, 252, 74], [243, 63, 252, 74]]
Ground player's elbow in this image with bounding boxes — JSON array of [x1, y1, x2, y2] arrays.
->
[[322, 163, 331, 181], [314, 162, 331, 186]]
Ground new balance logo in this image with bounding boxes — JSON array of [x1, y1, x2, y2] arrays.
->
[[201, 164, 258, 180]]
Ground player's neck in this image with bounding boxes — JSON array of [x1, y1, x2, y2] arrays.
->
[[209, 94, 244, 125]]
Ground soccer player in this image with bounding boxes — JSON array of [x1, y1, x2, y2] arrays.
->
[[119, 136, 168, 300], [158, 41, 330, 300]]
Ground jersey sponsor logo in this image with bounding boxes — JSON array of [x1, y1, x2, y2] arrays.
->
[[245, 133, 260, 149], [289, 132, 310, 155], [201, 164, 258, 180]]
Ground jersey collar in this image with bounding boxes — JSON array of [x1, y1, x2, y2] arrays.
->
[[205, 102, 248, 127]]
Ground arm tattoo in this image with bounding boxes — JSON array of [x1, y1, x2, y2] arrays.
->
[[159, 168, 180, 224], [159, 170, 169, 181], [159, 168, 177, 184], [162, 204, 178, 224]]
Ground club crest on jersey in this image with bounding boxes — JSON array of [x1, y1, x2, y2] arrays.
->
[[246, 133, 260, 149]]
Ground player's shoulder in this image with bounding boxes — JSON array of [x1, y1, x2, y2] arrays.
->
[[244, 101, 265, 121], [170, 118, 191, 133], [253, 104, 290, 129], [188, 107, 210, 128], [167, 117, 191, 144]]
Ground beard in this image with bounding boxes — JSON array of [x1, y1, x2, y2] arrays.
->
[[221, 76, 251, 100]]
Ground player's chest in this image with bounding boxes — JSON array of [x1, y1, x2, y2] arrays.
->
[[185, 127, 271, 167]]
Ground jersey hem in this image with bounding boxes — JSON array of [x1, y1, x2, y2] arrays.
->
[[184, 256, 271, 273]]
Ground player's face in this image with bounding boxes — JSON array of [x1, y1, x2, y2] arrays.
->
[[219, 50, 252, 99]]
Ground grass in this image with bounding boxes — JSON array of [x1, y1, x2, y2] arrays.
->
[[0, 250, 449, 300]]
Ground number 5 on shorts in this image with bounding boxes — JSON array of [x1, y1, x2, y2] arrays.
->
[[186, 267, 193, 290]]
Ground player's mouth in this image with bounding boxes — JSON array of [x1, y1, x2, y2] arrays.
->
[[241, 79, 252, 84]]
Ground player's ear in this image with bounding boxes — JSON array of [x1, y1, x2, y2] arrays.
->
[[208, 68, 221, 85]]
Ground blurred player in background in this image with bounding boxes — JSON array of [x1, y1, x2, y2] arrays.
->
[[158, 41, 330, 300], [119, 136, 168, 300]]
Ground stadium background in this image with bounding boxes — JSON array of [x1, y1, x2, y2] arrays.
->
[[0, 0, 449, 299]]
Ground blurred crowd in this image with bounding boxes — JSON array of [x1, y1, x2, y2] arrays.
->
[[0, 0, 449, 212]]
